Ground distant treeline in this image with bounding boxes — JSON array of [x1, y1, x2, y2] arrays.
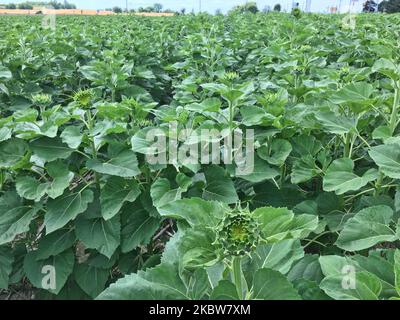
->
[[3, 1, 76, 10], [107, 3, 183, 14]]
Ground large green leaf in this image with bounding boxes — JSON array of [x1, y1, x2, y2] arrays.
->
[[130, 127, 167, 155], [15, 160, 74, 201], [100, 177, 141, 220], [74, 263, 109, 299], [75, 215, 120, 259], [177, 226, 218, 269], [210, 280, 239, 300], [87, 150, 140, 178], [15, 176, 48, 201], [228, 155, 279, 183], [319, 254, 384, 299], [335, 205, 397, 251], [150, 178, 183, 209], [253, 207, 318, 242], [0, 138, 29, 169], [23, 249, 75, 295], [97, 263, 201, 300], [251, 268, 301, 300], [245, 239, 304, 276], [330, 82, 374, 106], [287, 254, 324, 283], [0, 193, 40, 245], [44, 189, 94, 234], [158, 198, 226, 227], [60, 126, 83, 149], [323, 158, 378, 195], [257, 139, 292, 167], [372, 58, 400, 81], [30, 137, 73, 162], [291, 155, 319, 184], [352, 251, 397, 299], [202, 166, 238, 204], [121, 202, 161, 253], [319, 255, 358, 278], [293, 279, 330, 300], [369, 145, 400, 179], [0, 127, 12, 142], [35, 229, 76, 260], [46, 160, 74, 199], [320, 271, 382, 300], [315, 111, 355, 134], [0, 246, 14, 289]]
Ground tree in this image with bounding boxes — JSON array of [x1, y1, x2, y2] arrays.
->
[[274, 4, 281, 11], [245, 2, 258, 13], [230, 2, 259, 14], [18, 3, 34, 9], [113, 6, 123, 13], [64, 2, 76, 9], [153, 3, 163, 12], [5, 3, 17, 9], [378, 0, 400, 12], [362, 0, 378, 12]]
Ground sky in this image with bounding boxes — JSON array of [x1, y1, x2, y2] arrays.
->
[[2, 0, 365, 13]]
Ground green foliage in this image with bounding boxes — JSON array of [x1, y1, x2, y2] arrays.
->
[[230, 2, 259, 14], [379, 0, 400, 13], [273, 4, 281, 12], [1, 12, 400, 301], [3, 2, 76, 10], [292, 7, 302, 19]]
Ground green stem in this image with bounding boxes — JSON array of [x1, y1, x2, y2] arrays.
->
[[228, 101, 234, 133], [232, 256, 244, 300], [279, 164, 286, 187], [111, 88, 116, 102], [389, 81, 400, 135], [0, 170, 4, 190], [85, 109, 100, 187], [343, 133, 352, 158], [374, 172, 385, 196]]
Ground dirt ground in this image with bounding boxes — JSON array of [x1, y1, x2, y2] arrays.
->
[[0, 286, 35, 300]]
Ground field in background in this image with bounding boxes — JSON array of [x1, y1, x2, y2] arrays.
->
[[1, 12, 400, 301], [0, 9, 174, 16]]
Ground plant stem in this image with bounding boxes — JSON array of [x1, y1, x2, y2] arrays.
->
[[111, 88, 116, 102], [228, 100, 234, 133], [86, 109, 100, 187], [344, 133, 352, 158], [374, 172, 385, 196], [0, 170, 3, 190], [389, 81, 400, 135], [232, 256, 244, 300]]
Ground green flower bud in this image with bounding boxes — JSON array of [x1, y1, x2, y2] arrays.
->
[[216, 206, 260, 257], [31, 94, 52, 107], [222, 71, 239, 82], [73, 89, 94, 108]]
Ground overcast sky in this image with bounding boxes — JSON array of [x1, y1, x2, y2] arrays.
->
[[2, 0, 365, 13]]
